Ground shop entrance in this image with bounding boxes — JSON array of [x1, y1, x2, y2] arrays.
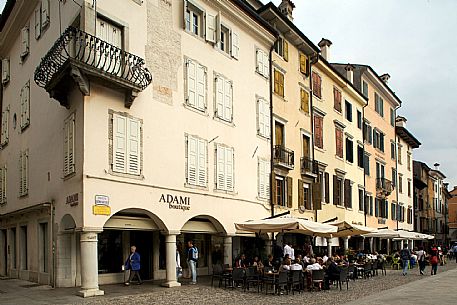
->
[[0, 229, 6, 276], [129, 231, 153, 281]]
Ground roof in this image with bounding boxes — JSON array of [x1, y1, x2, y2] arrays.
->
[[232, 0, 279, 37], [0, 0, 15, 32], [396, 126, 421, 148]]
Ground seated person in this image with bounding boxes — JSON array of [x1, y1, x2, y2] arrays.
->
[[290, 259, 303, 271], [306, 258, 323, 271], [252, 256, 264, 271], [280, 257, 291, 271], [264, 254, 275, 269], [324, 257, 341, 290], [235, 254, 248, 268]]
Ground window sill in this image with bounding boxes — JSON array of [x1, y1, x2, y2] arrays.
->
[[213, 116, 235, 127], [256, 133, 270, 142], [345, 160, 354, 166], [314, 146, 325, 153], [333, 108, 343, 116], [214, 45, 233, 59], [184, 183, 208, 191], [20, 124, 30, 133], [213, 188, 237, 196], [358, 210, 365, 214], [184, 30, 206, 43], [336, 205, 345, 209], [273, 92, 287, 102], [346, 208, 353, 211], [255, 70, 269, 81], [183, 103, 208, 117], [63, 171, 76, 181], [109, 170, 144, 180], [312, 94, 322, 101], [335, 155, 344, 161], [299, 108, 310, 116]]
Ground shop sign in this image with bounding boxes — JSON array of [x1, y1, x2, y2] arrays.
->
[[95, 195, 109, 206], [159, 193, 191, 211], [93, 205, 111, 216], [66, 193, 79, 207]]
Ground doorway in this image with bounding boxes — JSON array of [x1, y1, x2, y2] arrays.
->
[[129, 231, 153, 281]]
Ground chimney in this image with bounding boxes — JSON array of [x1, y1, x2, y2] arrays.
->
[[395, 115, 407, 127], [380, 73, 390, 84], [434, 163, 440, 170], [345, 64, 354, 83], [278, 0, 295, 21], [318, 38, 332, 61]]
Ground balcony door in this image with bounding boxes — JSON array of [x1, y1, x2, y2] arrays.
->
[[376, 162, 385, 179], [275, 122, 284, 146], [302, 134, 310, 158], [95, 18, 123, 75]]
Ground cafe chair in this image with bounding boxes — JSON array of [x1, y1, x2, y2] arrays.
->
[[337, 268, 349, 290], [231, 268, 246, 290], [311, 269, 325, 291]]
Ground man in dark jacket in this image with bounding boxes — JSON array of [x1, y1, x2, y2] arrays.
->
[[324, 257, 341, 289], [400, 245, 411, 276], [124, 246, 142, 285]]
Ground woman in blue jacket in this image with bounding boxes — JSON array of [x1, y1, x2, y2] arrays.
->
[[124, 246, 142, 285]]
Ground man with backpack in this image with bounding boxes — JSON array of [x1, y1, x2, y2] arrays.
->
[[400, 245, 411, 276], [187, 240, 198, 284], [416, 246, 427, 275]]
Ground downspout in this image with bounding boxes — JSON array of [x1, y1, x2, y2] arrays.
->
[[362, 99, 368, 227], [51, 199, 56, 288], [309, 54, 318, 223], [394, 104, 401, 231], [269, 43, 275, 218]]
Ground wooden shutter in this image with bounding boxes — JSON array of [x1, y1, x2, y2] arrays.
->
[[1, 58, 9, 84], [216, 76, 224, 117], [298, 179, 304, 209], [19, 152, 23, 196], [313, 179, 322, 210], [325, 172, 330, 203], [187, 136, 198, 185], [187, 59, 197, 107], [0, 166, 5, 203], [314, 115, 322, 148], [113, 114, 127, 173], [127, 118, 140, 175], [286, 176, 293, 208], [63, 113, 75, 176], [375, 199, 379, 217], [22, 151, 28, 195], [300, 89, 309, 113], [41, 0, 50, 28], [344, 179, 351, 208], [205, 13, 216, 43], [21, 27, 29, 57], [274, 70, 279, 95], [258, 99, 265, 136], [272, 171, 277, 205], [299, 53, 307, 74], [231, 32, 239, 59], [35, 8, 41, 39], [224, 79, 232, 121], [197, 139, 207, 187], [333, 175, 338, 205], [283, 40, 288, 61], [335, 128, 343, 158]]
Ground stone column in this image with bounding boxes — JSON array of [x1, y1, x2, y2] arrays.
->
[[387, 239, 391, 254], [78, 231, 104, 297], [343, 237, 349, 252], [326, 238, 332, 256], [162, 231, 181, 288], [223, 236, 233, 267], [369, 237, 374, 253], [400, 240, 404, 249], [152, 231, 160, 279]]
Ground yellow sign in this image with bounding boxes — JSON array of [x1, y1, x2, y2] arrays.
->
[[93, 205, 111, 216]]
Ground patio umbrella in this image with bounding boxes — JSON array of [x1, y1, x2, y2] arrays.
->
[[234, 216, 338, 236], [362, 228, 401, 239], [392, 230, 424, 241], [324, 220, 376, 238]]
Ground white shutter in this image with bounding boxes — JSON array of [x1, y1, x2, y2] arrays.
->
[[225, 147, 234, 191], [205, 13, 216, 43], [127, 118, 140, 175], [1, 58, 10, 84], [196, 63, 206, 110], [1, 107, 9, 145], [35, 8, 41, 39], [265, 100, 270, 138], [2, 166, 6, 203], [23, 151, 28, 195], [231, 32, 239, 59], [216, 145, 225, 190], [264, 160, 270, 198], [263, 52, 269, 78], [223, 79, 232, 121], [187, 136, 198, 185], [216, 76, 224, 117], [64, 114, 75, 176], [19, 153, 22, 196], [41, 0, 50, 28], [63, 119, 69, 176], [257, 99, 265, 136], [259, 159, 265, 197], [20, 82, 30, 129], [256, 50, 263, 75], [0, 167, 3, 203], [21, 27, 30, 57], [187, 60, 196, 107], [197, 139, 207, 187], [113, 114, 127, 173]]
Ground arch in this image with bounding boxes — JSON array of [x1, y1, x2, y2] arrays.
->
[[102, 207, 169, 232], [60, 214, 76, 231], [181, 214, 227, 234]]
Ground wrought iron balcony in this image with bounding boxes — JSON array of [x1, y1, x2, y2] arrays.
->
[[34, 26, 152, 108], [273, 145, 294, 169], [376, 178, 394, 197], [300, 157, 318, 176]]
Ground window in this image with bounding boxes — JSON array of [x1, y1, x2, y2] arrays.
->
[[391, 168, 396, 187], [274, 37, 288, 61], [367, 195, 373, 216], [274, 121, 284, 146], [1, 58, 10, 85], [358, 188, 364, 212], [98, 230, 123, 274], [363, 122, 372, 144], [258, 158, 270, 199], [320, 172, 329, 204], [185, 58, 207, 111], [374, 92, 384, 117], [299, 52, 309, 76], [273, 69, 284, 97], [357, 110, 362, 129], [21, 26, 30, 60], [20, 81, 30, 130], [299, 180, 312, 210], [63, 113, 75, 177], [300, 88, 309, 114], [407, 207, 412, 224], [345, 137, 353, 163], [257, 98, 270, 138], [373, 129, 384, 152], [312, 71, 322, 99], [363, 153, 370, 176], [185, 1, 203, 37], [398, 174, 403, 193], [0, 165, 6, 204], [391, 202, 397, 220], [333, 87, 342, 112], [407, 153, 411, 171], [390, 142, 396, 160], [111, 113, 142, 176], [220, 25, 230, 54], [215, 74, 233, 122], [344, 179, 352, 209], [35, 0, 50, 40], [408, 180, 411, 197], [256, 49, 269, 77], [390, 108, 395, 127], [397, 145, 402, 164], [186, 135, 207, 187], [39, 222, 48, 272], [345, 100, 352, 121], [335, 127, 343, 158], [19, 150, 28, 197], [215, 145, 234, 192], [357, 145, 364, 168], [362, 80, 368, 98], [314, 114, 323, 149], [333, 175, 343, 206], [376, 162, 385, 179], [1, 105, 9, 146], [274, 175, 288, 207]]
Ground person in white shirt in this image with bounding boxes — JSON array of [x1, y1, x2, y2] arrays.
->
[[306, 258, 323, 271], [416, 247, 427, 275], [290, 245, 295, 260], [280, 257, 291, 271], [283, 243, 293, 259], [322, 255, 328, 264], [303, 255, 310, 264], [290, 259, 303, 271]]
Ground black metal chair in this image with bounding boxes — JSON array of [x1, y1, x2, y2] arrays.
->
[[211, 264, 224, 288], [363, 263, 372, 279], [337, 267, 349, 290], [372, 261, 378, 276], [289, 270, 302, 294], [348, 265, 356, 281], [276, 271, 289, 295], [231, 268, 246, 290], [311, 269, 325, 291], [245, 267, 261, 293]]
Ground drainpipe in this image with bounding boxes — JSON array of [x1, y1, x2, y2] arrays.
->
[[394, 104, 401, 231], [362, 100, 368, 227], [51, 199, 56, 288], [269, 43, 275, 218], [309, 54, 318, 222]]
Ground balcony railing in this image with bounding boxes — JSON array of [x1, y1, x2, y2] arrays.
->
[[300, 157, 318, 175], [34, 26, 152, 108], [273, 145, 294, 169], [376, 178, 394, 197]]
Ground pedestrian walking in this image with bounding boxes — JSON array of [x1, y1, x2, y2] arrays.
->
[[176, 244, 182, 279], [452, 244, 457, 263], [187, 240, 198, 284], [400, 245, 411, 276], [430, 247, 439, 275], [417, 246, 427, 275], [124, 245, 142, 285]]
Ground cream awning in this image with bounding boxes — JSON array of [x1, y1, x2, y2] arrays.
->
[[324, 220, 376, 238], [362, 228, 401, 239]]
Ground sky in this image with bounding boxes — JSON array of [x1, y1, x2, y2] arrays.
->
[[0, 0, 455, 187], [265, 0, 457, 188]]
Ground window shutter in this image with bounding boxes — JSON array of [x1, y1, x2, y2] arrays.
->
[[258, 159, 265, 198], [197, 139, 207, 187], [272, 172, 277, 205], [223, 79, 232, 121], [35, 8, 41, 39], [21, 27, 30, 58], [333, 175, 337, 205], [225, 148, 234, 191], [375, 199, 379, 217], [263, 52, 269, 78], [196, 64, 206, 110], [68, 114, 75, 174], [216, 76, 224, 117], [231, 32, 239, 59], [112, 114, 127, 173], [41, 0, 50, 28], [63, 118, 69, 176], [301, 89, 309, 113], [265, 100, 270, 138], [286, 176, 292, 208], [1, 107, 9, 145], [187, 60, 196, 107], [0, 166, 5, 204], [256, 50, 263, 75], [0, 167, 3, 203], [20, 82, 30, 129], [325, 172, 330, 203], [19, 153, 23, 196], [283, 40, 288, 62], [344, 179, 351, 208], [313, 179, 322, 210], [205, 13, 216, 43], [258, 99, 264, 136], [216, 145, 225, 190], [127, 118, 140, 175], [1, 58, 9, 84], [299, 53, 306, 74], [298, 179, 304, 209], [187, 136, 197, 185]]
